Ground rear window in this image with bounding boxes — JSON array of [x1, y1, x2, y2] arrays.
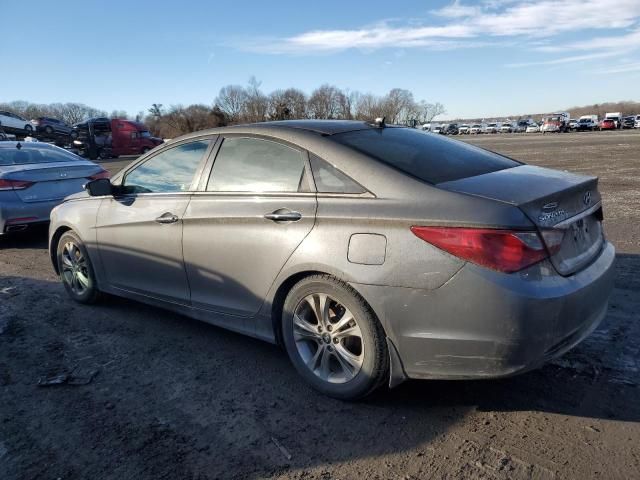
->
[[331, 128, 519, 184], [0, 146, 81, 165]]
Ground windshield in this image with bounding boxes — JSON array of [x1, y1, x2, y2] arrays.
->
[[140, 131, 152, 138], [471, 125, 481, 128], [331, 127, 519, 184], [0, 146, 81, 165]]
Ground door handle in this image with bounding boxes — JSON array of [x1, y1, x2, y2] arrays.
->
[[155, 212, 179, 224], [264, 209, 302, 222]]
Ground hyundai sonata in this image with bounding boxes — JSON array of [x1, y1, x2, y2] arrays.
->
[[49, 120, 615, 399]]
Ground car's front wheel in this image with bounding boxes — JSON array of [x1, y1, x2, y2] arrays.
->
[[282, 275, 388, 400], [24, 124, 33, 135], [57, 231, 101, 304]]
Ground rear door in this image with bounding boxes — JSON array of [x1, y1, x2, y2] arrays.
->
[[97, 138, 214, 303], [183, 135, 317, 316]]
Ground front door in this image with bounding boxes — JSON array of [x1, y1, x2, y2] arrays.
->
[[183, 136, 316, 316], [97, 138, 212, 303]]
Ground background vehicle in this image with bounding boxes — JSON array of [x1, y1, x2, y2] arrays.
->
[[469, 124, 485, 134], [431, 124, 443, 134], [500, 122, 515, 133], [72, 118, 163, 159], [599, 119, 616, 131], [605, 112, 622, 129], [578, 115, 598, 131], [514, 120, 529, 133], [542, 112, 570, 133], [621, 116, 635, 129], [31, 117, 73, 137], [568, 119, 579, 131], [458, 124, 470, 134], [485, 122, 500, 133], [0, 111, 34, 136], [0, 142, 107, 234], [442, 123, 459, 135], [635, 115, 640, 129], [525, 123, 540, 133], [48, 120, 615, 400]]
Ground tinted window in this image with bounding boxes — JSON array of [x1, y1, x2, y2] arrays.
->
[[332, 128, 519, 184], [207, 137, 305, 192], [0, 146, 82, 165], [124, 140, 209, 193], [309, 154, 366, 194]]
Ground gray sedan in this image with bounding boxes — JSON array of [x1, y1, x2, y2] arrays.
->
[[0, 142, 108, 234], [48, 121, 615, 400]]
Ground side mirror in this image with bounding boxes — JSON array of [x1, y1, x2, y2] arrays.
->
[[85, 178, 113, 196]]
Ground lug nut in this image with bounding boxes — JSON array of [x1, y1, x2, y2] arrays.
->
[[333, 337, 339, 344], [317, 326, 323, 333], [327, 346, 334, 352]]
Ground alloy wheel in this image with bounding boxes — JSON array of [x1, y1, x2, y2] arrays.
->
[[61, 242, 90, 295], [293, 293, 364, 384]]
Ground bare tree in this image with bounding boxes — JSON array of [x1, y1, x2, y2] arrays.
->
[[148, 103, 164, 118], [214, 85, 247, 123], [243, 76, 268, 123], [416, 101, 446, 123], [308, 84, 344, 119]]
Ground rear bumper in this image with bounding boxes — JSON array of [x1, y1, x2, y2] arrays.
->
[[352, 241, 616, 380], [0, 197, 60, 234]]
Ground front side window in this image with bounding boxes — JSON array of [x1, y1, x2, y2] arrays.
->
[[123, 140, 209, 194], [207, 137, 305, 193], [309, 154, 366, 194]]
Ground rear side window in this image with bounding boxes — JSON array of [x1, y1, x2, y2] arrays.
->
[[207, 137, 305, 192], [309, 154, 366, 194], [332, 128, 519, 184], [124, 140, 209, 193]]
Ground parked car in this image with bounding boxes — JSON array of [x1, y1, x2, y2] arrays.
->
[[442, 123, 459, 135], [72, 118, 163, 159], [599, 119, 616, 131], [458, 124, 470, 134], [500, 122, 515, 133], [604, 112, 622, 129], [431, 125, 443, 134], [621, 116, 635, 129], [485, 122, 499, 134], [0, 111, 34, 136], [31, 117, 73, 137], [48, 120, 614, 400], [469, 124, 484, 134], [525, 123, 540, 133], [0, 142, 108, 234], [635, 115, 640, 129], [542, 112, 570, 133], [577, 116, 598, 131], [514, 121, 529, 133]]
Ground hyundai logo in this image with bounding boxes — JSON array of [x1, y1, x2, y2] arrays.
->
[[542, 202, 558, 212], [583, 191, 592, 206]]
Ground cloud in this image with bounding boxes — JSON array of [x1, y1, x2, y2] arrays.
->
[[506, 51, 626, 68], [235, 0, 640, 54], [595, 62, 640, 74]]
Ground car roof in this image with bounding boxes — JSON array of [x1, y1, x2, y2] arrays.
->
[[248, 120, 386, 135], [0, 141, 59, 150]]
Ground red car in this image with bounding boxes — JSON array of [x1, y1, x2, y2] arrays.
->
[[599, 119, 616, 131]]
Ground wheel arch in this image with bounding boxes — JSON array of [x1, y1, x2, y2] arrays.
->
[[50, 225, 73, 274]]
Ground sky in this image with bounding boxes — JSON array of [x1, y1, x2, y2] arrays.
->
[[2, 0, 639, 119]]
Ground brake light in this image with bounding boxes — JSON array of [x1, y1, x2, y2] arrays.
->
[[411, 226, 554, 273], [0, 179, 34, 191], [88, 169, 110, 180]]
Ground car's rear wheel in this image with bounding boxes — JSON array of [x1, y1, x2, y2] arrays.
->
[[57, 231, 101, 304], [24, 124, 33, 135], [282, 275, 388, 400], [44, 125, 54, 135]]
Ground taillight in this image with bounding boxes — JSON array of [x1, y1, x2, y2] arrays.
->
[[411, 226, 558, 273], [0, 179, 34, 191], [88, 169, 110, 180]]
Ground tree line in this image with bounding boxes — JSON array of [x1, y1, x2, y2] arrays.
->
[[1, 78, 446, 139]]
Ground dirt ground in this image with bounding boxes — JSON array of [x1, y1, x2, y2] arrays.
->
[[1, 131, 639, 480]]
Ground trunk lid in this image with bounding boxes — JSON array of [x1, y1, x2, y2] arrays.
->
[[438, 165, 604, 276], [1, 162, 101, 203]]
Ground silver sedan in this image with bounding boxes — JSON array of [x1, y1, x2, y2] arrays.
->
[[0, 141, 107, 234], [48, 120, 615, 400]]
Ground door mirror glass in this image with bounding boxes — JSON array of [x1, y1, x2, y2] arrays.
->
[[85, 178, 113, 196]]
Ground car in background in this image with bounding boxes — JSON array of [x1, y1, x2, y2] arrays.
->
[[635, 115, 640, 129], [485, 122, 499, 134], [458, 124, 470, 134], [568, 119, 579, 131], [577, 116, 598, 131], [430, 124, 443, 134], [0, 111, 34, 136], [599, 119, 616, 131], [526, 123, 540, 133], [31, 117, 73, 137], [0, 142, 108, 234], [621, 116, 635, 129], [48, 120, 615, 400], [514, 120, 529, 133], [442, 123, 459, 135], [500, 122, 515, 133], [469, 124, 484, 134]]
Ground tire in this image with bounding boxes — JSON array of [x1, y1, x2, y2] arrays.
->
[[44, 125, 54, 135], [281, 274, 388, 400], [24, 124, 33, 134], [56, 231, 101, 304]]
